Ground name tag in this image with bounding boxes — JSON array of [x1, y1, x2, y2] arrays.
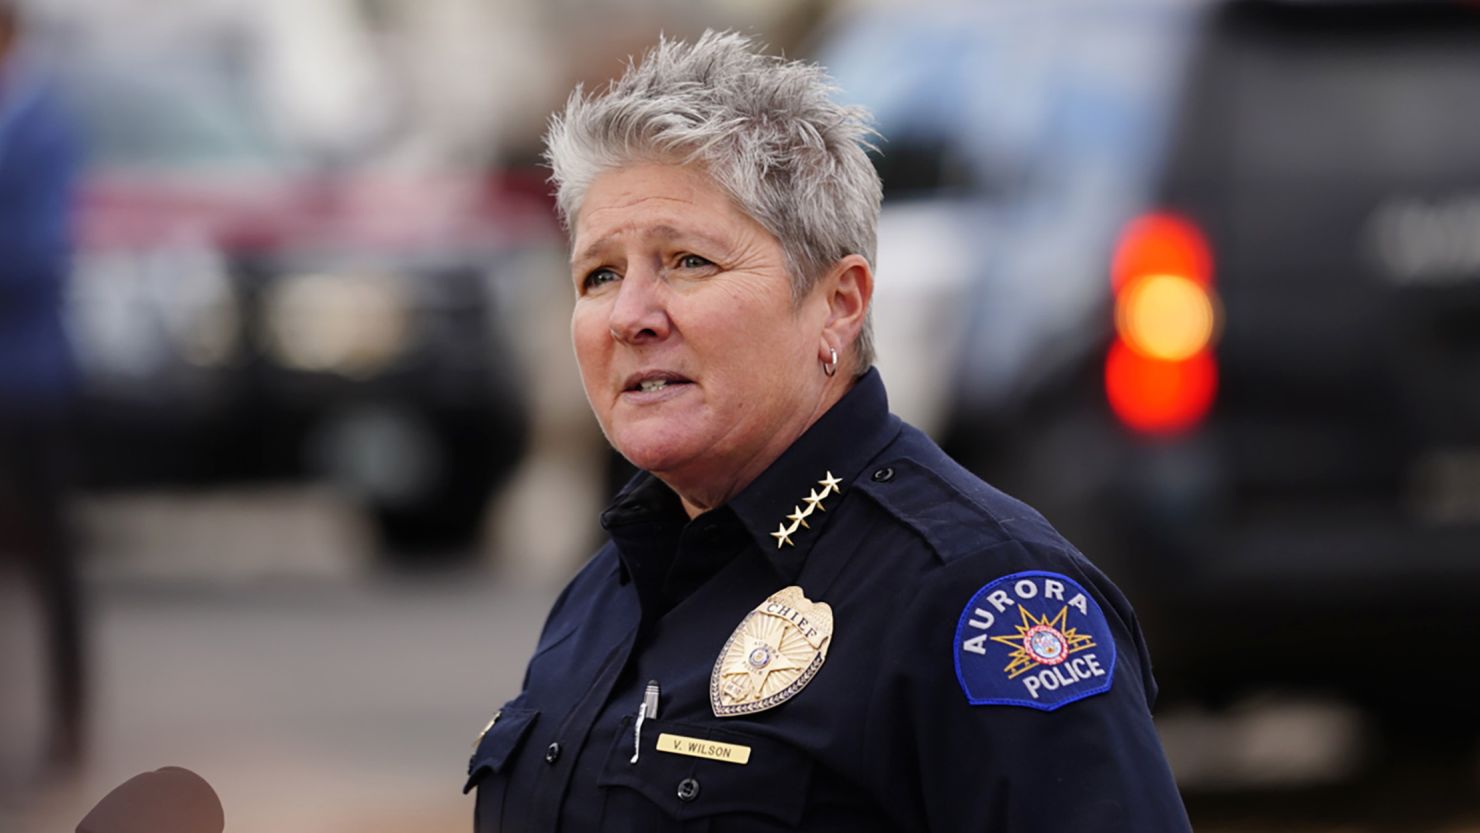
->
[[655, 733, 752, 765]]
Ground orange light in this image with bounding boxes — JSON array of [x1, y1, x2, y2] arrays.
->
[[1114, 273, 1219, 362], [1111, 213, 1212, 292], [1104, 340, 1217, 435]]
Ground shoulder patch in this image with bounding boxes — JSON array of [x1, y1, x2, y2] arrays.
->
[[954, 571, 1116, 711]]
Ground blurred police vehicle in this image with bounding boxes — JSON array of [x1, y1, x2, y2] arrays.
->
[[825, 0, 1480, 720], [62, 49, 552, 558]]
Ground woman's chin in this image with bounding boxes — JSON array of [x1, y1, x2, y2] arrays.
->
[[604, 405, 696, 467], [615, 442, 689, 477]]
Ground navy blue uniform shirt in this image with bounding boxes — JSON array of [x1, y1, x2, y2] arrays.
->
[[468, 370, 1191, 832]]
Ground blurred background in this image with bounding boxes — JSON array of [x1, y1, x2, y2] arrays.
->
[[2, 0, 1479, 830]]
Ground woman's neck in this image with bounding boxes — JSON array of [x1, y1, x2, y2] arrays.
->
[[665, 373, 856, 519]]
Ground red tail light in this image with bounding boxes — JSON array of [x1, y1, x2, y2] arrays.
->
[[1105, 341, 1218, 435], [1105, 212, 1221, 435], [1111, 212, 1212, 292]]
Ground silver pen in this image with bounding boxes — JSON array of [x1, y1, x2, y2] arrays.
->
[[632, 680, 661, 764], [642, 679, 660, 719]]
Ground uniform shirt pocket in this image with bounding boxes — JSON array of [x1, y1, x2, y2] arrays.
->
[[464, 705, 539, 793], [597, 715, 814, 830]]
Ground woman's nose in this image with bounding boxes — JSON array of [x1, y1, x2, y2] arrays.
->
[[607, 268, 671, 344]]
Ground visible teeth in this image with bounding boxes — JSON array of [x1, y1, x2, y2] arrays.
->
[[639, 379, 669, 392]]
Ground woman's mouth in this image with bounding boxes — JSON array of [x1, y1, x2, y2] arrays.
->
[[622, 372, 694, 401]]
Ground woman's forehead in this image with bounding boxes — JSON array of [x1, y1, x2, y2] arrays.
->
[[571, 165, 763, 257], [578, 165, 724, 220]]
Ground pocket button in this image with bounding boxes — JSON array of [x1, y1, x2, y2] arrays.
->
[[544, 742, 562, 764], [676, 777, 701, 802]]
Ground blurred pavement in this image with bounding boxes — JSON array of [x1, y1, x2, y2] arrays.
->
[[8, 488, 564, 833]]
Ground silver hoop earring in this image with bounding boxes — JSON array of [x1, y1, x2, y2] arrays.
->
[[823, 347, 838, 377]]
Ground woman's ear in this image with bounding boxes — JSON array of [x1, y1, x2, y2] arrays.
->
[[818, 254, 873, 363]]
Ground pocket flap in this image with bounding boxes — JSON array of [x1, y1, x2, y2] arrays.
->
[[597, 716, 813, 826], [463, 706, 539, 794]]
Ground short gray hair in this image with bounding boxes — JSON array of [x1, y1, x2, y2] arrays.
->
[[543, 30, 881, 372]]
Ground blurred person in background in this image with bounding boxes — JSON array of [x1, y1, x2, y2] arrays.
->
[[465, 31, 1190, 832], [0, 0, 85, 769]]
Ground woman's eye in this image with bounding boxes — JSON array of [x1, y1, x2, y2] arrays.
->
[[677, 254, 712, 270], [583, 268, 619, 290]]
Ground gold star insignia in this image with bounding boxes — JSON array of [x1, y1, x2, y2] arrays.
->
[[803, 488, 828, 512], [769, 471, 843, 551], [770, 522, 796, 548], [818, 471, 843, 497]]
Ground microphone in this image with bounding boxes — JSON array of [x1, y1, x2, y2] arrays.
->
[[76, 767, 224, 833]]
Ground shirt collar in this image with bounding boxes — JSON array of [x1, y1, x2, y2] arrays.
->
[[601, 368, 901, 583], [728, 368, 900, 579]]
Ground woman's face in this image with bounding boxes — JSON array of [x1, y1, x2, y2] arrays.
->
[[570, 163, 832, 509]]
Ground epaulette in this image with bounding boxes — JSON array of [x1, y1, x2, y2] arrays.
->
[[855, 439, 1060, 566]]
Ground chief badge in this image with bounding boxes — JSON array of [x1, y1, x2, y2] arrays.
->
[[711, 585, 833, 717], [954, 570, 1116, 711]]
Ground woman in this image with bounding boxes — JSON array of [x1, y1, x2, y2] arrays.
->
[[467, 31, 1191, 832]]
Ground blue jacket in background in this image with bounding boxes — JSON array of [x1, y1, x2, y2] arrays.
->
[[0, 51, 81, 412]]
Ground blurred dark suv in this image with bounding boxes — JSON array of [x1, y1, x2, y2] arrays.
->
[[63, 51, 554, 556], [824, 0, 1480, 715], [1067, 1, 1480, 705]]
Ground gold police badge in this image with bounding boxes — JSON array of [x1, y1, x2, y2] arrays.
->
[[711, 586, 833, 717]]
